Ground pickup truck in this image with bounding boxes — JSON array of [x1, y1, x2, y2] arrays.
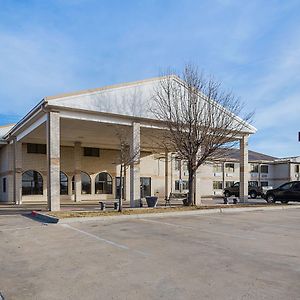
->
[[223, 182, 272, 199]]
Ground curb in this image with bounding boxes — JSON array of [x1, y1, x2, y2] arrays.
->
[[31, 205, 300, 224]]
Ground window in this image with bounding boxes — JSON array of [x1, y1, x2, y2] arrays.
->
[[95, 172, 112, 194], [225, 181, 234, 188], [81, 172, 91, 194], [140, 177, 151, 198], [22, 170, 43, 195], [115, 177, 124, 199], [175, 180, 188, 191], [261, 181, 268, 187], [84, 147, 99, 157], [293, 182, 300, 191], [225, 163, 234, 173], [174, 159, 180, 171], [213, 181, 223, 190], [182, 162, 188, 172], [249, 181, 258, 187], [295, 165, 300, 173], [250, 164, 259, 173], [2, 178, 6, 193], [280, 182, 293, 190], [213, 164, 223, 173], [27, 143, 46, 154], [261, 165, 269, 173], [60, 172, 68, 195]]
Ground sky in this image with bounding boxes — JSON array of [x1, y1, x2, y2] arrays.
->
[[0, 0, 299, 157]]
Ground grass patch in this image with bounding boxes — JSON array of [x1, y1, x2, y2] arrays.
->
[[46, 203, 281, 219]]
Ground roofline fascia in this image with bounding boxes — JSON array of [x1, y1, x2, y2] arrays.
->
[[3, 99, 46, 140]]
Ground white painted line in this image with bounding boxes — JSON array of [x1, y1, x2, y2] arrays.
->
[[139, 219, 256, 240], [139, 218, 257, 240], [0, 226, 41, 232], [60, 223, 148, 256]]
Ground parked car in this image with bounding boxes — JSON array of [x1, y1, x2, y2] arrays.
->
[[264, 181, 300, 203], [224, 181, 272, 199]]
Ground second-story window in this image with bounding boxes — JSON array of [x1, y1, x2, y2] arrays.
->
[[261, 165, 269, 173], [225, 163, 234, 173], [84, 147, 100, 157], [213, 164, 222, 173], [295, 165, 299, 173], [27, 143, 46, 154], [250, 164, 259, 173]]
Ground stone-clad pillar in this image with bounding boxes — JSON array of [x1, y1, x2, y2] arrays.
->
[[74, 142, 82, 202], [130, 122, 140, 207], [13, 139, 22, 205], [239, 135, 249, 203], [47, 111, 60, 211]]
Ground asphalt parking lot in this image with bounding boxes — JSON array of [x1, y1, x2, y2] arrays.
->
[[0, 209, 299, 300]]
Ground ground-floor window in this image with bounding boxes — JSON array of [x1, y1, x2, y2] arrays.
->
[[115, 177, 124, 199], [140, 177, 151, 198], [81, 172, 91, 194], [225, 181, 234, 188], [95, 172, 112, 194], [60, 172, 68, 195], [261, 181, 268, 187], [2, 177, 6, 193], [213, 181, 223, 190], [175, 180, 188, 191], [22, 170, 43, 195]]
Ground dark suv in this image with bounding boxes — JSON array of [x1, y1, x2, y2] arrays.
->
[[224, 181, 265, 199], [264, 181, 300, 203]]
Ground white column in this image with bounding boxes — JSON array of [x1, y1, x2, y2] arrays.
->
[[47, 111, 60, 211], [74, 142, 81, 202], [130, 122, 140, 207], [239, 135, 249, 203], [13, 139, 22, 205], [164, 151, 169, 201]]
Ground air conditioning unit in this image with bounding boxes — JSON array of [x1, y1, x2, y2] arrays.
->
[[226, 173, 233, 177], [214, 172, 222, 177], [296, 173, 299, 178], [183, 171, 189, 176]]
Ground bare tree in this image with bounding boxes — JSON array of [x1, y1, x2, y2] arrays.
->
[[151, 64, 254, 206], [114, 125, 140, 212]]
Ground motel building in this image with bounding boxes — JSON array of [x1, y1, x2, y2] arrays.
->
[[0, 75, 283, 212]]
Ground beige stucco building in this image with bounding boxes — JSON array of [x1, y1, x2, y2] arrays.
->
[[0, 76, 260, 210]]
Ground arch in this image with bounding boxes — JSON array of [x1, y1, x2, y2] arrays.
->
[[22, 170, 43, 195], [95, 172, 113, 194], [60, 171, 68, 195], [81, 171, 91, 194]]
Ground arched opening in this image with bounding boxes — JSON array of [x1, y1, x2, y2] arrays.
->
[[60, 171, 68, 195], [95, 172, 113, 194], [81, 172, 91, 194], [22, 170, 43, 195]]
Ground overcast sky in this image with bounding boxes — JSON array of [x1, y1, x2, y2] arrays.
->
[[0, 0, 299, 157]]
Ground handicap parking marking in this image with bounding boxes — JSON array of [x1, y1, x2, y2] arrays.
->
[[139, 218, 257, 240], [60, 223, 148, 256]]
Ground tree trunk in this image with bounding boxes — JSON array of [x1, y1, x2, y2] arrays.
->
[[118, 164, 123, 212], [186, 164, 195, 206]]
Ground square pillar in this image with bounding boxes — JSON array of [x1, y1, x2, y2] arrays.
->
[[74, 142, 82, 202], [239, 135, 249, 203], [13, 139, 22, 205], [47, 111, 60, 211], [130, 122, 140, 207]]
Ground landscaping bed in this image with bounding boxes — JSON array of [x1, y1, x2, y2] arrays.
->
[[46, 203, 282, 219]]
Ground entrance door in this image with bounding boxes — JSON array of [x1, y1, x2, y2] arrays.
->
[[140, 177, 151, 198]]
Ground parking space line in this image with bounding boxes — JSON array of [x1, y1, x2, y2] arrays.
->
[[60, 224, 148, 256], [139, 218, 256, 240]]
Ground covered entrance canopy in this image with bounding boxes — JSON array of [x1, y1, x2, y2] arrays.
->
[[3, 77, 256, 210]]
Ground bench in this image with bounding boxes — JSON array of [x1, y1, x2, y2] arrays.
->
[[165, 192, 188, 206], [223, 197, 238, 204]]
